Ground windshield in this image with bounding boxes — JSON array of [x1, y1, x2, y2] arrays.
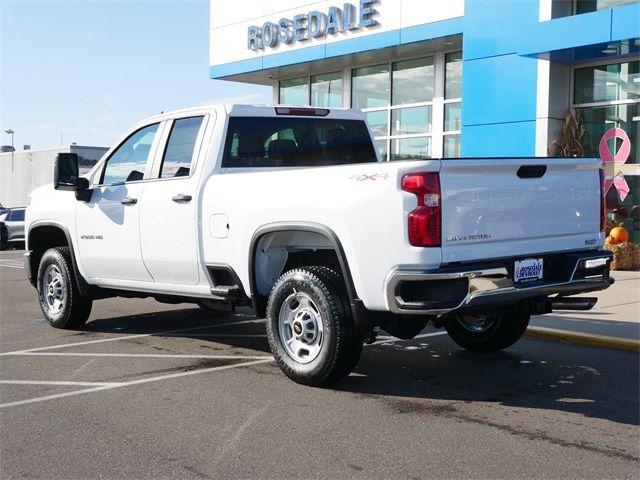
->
[[222, 116, 378, 168]]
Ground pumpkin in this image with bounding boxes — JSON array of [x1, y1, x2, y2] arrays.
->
[[610, 226, 629, 243], [605, 235, 617, 245]]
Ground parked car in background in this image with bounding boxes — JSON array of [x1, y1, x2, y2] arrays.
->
[[0, 207, 26, 250]]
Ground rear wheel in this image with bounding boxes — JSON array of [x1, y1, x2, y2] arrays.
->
[[37, 247, 92, 329], [445, 309, 530, 352], [265, 266, 363, 386]]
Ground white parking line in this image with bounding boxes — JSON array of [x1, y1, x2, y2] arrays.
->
[[0, 358, 273, 409], [0, 318, 266, 356], [6, 352, 271, 360], [164, 333, 267, 338], [0, 380, 123, 387]]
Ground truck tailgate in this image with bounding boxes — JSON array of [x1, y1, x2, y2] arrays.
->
[[439, 157, 603, 263]]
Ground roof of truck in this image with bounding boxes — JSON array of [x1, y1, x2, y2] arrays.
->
[[137, 104, 365, 126]]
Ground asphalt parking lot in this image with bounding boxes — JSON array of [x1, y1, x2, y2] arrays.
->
[[1, 249, 639, 479]]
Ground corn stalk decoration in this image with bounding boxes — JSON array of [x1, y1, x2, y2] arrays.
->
[[549, 108, 586, 157]]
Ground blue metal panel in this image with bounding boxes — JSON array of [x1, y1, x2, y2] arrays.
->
[[611, 3, 640, 41], [209, 57, 263, 79], [461, 0, 540, 157], [460, 121, 537, 157], [399, 17, 463, 45], [517, 10, 612, 57], [463, 0, 540, 60], [325, 30, 400, 58], [462, 54, 538, 126], [263, 44, 326, 69]]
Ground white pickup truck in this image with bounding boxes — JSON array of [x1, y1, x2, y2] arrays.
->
[[25, 105, 613, 386]]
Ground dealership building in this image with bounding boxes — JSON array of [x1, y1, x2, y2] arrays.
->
[[210, 0, 640, 241]]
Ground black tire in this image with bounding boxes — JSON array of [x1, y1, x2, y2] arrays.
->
[[37, 247, 92, 329], [445, 309, 530, 352], [265, 266, 363, 386]]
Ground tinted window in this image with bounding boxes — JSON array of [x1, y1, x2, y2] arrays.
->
[[9, 209, 25, 221], [159, 116, 204, 178], [101, 123, 159, 185], [222, 117, 377, 168]]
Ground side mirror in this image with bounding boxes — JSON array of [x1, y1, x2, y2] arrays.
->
[[54, 153, 79, 190]]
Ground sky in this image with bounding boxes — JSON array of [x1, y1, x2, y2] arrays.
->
[[0, 0, 271, 150]]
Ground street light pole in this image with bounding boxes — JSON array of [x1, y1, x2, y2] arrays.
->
[[4, 129, 14, 171]]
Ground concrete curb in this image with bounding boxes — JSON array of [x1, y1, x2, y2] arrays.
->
[[525, 327, 640, 353]]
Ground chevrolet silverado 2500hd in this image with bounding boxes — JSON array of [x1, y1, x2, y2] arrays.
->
[[24, 105, 613, 386]]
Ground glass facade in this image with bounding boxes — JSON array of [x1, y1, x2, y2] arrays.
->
[[575, 0, 638, 14], [352, 64, 390, 109], [278, 52, 463, 161], [311, 72, 343, 108], [280, 73, 344, 108], [574, 60, 639, 242], [351, 52, 462, 161], [392, 58, 434, 105], [443, 51, 462, 158], [279, 77, 309, 105]]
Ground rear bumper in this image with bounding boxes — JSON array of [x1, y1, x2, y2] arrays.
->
[[386, 250, 613, 315]]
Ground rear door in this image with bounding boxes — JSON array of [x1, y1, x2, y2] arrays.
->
[[138, 114, 209, 285], [439, 157, 603, 264]]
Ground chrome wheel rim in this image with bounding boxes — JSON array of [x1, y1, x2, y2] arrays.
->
[[456, 313, 497, 333], [278, 291, 324, 364], [42, 265, 66, 316]]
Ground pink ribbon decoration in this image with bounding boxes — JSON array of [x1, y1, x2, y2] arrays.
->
[[599, 127, 631, 202]]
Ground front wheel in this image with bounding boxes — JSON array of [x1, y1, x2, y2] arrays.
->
[[37, 247, 92, 329], [445, 309, 530, 352], [265, 266, 363, 386]]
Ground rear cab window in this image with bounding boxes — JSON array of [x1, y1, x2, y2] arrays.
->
[[159, 116, 205, 178], [222, 116, 378, 168]]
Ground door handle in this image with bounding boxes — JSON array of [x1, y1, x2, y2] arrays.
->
[[172, 193, 192, 203], [121, 197, 137, 205]]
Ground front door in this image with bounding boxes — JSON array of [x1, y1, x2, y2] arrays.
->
[[76, 122, 162, 281]]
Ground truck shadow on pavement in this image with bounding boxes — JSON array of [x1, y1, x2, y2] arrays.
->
[[78, 310, 638, 426], [81, 307, 272, 353], [340, 338, 640, 427]]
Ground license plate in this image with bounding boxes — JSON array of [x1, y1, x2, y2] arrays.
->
[[514, 258, 543, 283]]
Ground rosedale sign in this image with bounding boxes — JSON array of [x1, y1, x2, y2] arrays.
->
[[247, 0, 380, 51]]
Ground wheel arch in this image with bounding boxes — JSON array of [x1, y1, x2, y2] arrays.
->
[[248, 222, 360, 320], [27, 221, 88, 295]]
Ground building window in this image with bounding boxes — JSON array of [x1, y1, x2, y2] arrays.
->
[[443, 51, 462, 158], [311, 72, 343, 108], [352, 64, 390, 109], [573, 60, 639, 242], [279, 77, 309, 105], [392, 58, 434, 105], [279, 72, 343, 107], [575, 0, 637, 14], [352, 52, 462, 160]]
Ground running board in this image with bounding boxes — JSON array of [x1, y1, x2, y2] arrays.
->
[[550, 297, 598, 311]]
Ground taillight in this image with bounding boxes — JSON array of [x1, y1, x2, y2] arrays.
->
[[401, 172, 441, 247], [599, 168, 607, 232]]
